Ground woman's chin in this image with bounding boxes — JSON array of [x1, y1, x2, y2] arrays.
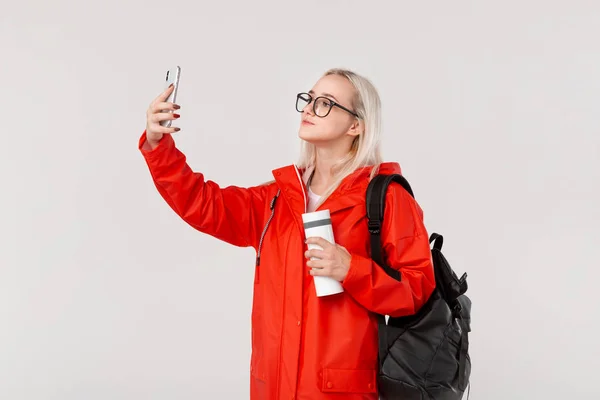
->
[[299, 128, 322, 143], [298, 130, 314, 142]]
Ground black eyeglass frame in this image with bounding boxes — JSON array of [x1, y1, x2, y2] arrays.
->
[[296, 92, 360, 119]]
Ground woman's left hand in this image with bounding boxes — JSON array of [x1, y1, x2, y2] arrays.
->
[[304, 237, 351, 282]]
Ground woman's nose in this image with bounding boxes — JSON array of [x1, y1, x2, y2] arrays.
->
[[303, 101, 315, 116]]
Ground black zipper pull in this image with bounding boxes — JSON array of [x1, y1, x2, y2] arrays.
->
[[255, 190, 281, 282], [270, 193, 278, 209], [255, 253, 261, 284]]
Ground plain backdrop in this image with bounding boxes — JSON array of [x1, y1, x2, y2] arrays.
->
[[1, 1, 599, 399]]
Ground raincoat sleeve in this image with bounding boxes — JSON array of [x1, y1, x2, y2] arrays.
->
[[341, 183, 436, 318], [138, 131, 268, 249]]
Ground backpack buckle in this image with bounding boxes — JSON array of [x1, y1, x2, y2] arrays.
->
[[368, 220, 381, 234], [452, 303, 463, 318]]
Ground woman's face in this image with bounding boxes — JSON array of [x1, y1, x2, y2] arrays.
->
[[298, 74, 361, 145]]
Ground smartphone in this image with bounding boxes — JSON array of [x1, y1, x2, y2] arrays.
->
[[160, 66, 181, 127]]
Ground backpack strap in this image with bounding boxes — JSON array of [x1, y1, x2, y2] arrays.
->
[[429, 232, 444, 251], [458, 317, 470, 389], [367, 174, 416, 364], [366, 174, 415, 282]]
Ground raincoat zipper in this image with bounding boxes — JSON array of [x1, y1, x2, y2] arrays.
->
[[255, 189, 280, 282], [293, 165, 308, 213]]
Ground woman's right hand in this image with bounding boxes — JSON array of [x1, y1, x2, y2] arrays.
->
[[145, 84, 181, 149]]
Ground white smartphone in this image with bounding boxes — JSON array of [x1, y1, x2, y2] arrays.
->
[[160, 66, 181, 127]]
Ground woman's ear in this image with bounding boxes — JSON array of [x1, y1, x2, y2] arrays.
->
[[347, 118, 364, 137]]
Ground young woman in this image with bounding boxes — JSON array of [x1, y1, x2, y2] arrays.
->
[[139, 68, 436, 399]]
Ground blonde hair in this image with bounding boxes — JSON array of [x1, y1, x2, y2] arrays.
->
[[297, 68, 383, 205]]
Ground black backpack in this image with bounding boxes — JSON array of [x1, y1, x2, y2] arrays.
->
[[366, 174, 472, 400]]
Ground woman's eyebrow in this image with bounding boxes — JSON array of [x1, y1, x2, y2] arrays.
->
[[308, 90, 339, 102]]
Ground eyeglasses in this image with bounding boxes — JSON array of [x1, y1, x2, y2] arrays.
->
[[296, 92, 359, 118]]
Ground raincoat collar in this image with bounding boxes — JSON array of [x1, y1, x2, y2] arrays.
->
[[271, 162, 402, 232]]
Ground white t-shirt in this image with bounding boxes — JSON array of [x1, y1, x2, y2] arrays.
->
[[307, 186, 322, 213]]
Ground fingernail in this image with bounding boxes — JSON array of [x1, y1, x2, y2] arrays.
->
[[173, 113, 181, 119], [173, 104, 181, 109], [174, 127, 180, 131], [169, 83, 174, 88]]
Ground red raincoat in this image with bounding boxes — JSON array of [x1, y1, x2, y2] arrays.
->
[[139, 131, 436, 399]]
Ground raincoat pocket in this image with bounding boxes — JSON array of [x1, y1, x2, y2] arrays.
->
[[321, 368, 377, 394]]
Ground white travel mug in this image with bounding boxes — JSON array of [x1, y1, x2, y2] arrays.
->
[[302, 209, 344, 297]]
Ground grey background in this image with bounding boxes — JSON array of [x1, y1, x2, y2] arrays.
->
[[1, 1, 599, 399]]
